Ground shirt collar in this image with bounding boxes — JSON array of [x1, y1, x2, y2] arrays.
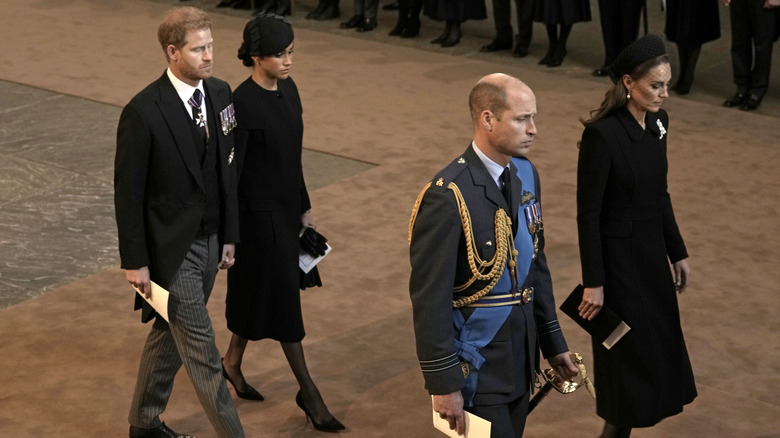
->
[[472, 140, 508, 188], [167, 68, 205, 117]]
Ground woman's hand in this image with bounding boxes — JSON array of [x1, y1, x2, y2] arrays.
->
[[301, 210, 315, 229], [579, 286, 604, 320], [673, 258, 691, 293]]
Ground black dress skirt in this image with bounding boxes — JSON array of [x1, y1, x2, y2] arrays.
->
[[534, 0, 591, 25], [225, 76, 312, 342], [577, 108, 697, 427], [665, 0, 720, 48], [425, 0, 487, 22]]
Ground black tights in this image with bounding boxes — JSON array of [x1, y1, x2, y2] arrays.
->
[[600, 421, 631, 438]]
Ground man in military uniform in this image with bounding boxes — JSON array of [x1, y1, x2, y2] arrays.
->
[[408, 73, 578, 437]]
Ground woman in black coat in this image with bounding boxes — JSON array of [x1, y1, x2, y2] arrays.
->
[[665, 0, 721, 94], [221, 15, 345, 433], [576, 35, 696, 438]]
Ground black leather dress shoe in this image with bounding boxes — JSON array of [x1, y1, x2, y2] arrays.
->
[[480, 39, 512, 52], [592, 67, 609, 77], [129, 422, 196, 438], [340, 15, 364, 29], [740, 93, 762, 111], [356, 17, 378, 32], [512, 45, 529, 58], [724, 90, 748, 107]]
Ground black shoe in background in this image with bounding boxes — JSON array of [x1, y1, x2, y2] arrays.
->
[[480, 39, 512, 52], [340, 14, 364, 28], [724, 89, 748, 107], [740, 93, 763, 111]]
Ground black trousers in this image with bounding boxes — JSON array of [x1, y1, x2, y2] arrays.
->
[[597, 0, 643, 66], [490, 0, 534, 49], [466, 391, 530, 438], [729, 0, 777, 96]]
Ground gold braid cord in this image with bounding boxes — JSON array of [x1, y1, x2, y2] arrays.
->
[[408, 182, 432, 245], [408, 181, 517, 309]]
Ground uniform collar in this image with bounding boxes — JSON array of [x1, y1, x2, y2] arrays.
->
[[471, 140, 508, 189]]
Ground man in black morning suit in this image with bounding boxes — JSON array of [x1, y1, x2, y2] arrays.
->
[[408, 74, 578, 437], [114, 7, 244, 438], [721, 0, 779, 110]]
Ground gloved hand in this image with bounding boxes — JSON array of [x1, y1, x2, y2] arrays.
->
[[300, 227, 328, 257], [300, 266, 322, 289]]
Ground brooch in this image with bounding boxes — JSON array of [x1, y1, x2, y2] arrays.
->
[[656, 119, 666, 140]]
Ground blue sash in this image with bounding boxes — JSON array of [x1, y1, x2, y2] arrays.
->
[[455, 158, 538, 407]]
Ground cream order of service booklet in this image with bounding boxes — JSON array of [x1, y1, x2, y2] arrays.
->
[[432, 396, 491, 438], [134, 281, 170, 322]]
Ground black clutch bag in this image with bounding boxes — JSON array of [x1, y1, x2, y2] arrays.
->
[[559, 284, 630, 350]]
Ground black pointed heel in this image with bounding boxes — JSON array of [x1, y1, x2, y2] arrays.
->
[[222, 360, 264, 401], [295, 390, 346, 432]]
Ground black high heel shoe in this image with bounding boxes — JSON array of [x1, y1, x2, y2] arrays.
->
[[295, 390, 346, 432], [222, 360, 264, 401]]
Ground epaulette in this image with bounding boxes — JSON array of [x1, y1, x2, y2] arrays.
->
[[429, 155, 470, 191], [408, 155, 469, 245]]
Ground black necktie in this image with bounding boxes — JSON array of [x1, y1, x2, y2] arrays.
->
[[500, 167, 512, 208], [501, 167, 517, 235]]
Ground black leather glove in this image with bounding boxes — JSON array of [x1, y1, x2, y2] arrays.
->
[[300, 227, 328, 257], [300, 266, 322, 289]]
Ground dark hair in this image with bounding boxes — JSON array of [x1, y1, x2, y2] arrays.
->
[[580, 54, 670, 127], [157, 7, 211, 60]]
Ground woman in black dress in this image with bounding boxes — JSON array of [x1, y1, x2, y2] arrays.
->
[[222, 14, 345, 433], [426, 0, 487, 47], [665, 0, 720, 94], [534, 0, 591, 66], [576, 35, 696, 438]]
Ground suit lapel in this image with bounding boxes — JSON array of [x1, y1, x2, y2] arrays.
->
[[203, 78, 223, 152], [155, 74, 204, 191], [464, 145, 506, 210]]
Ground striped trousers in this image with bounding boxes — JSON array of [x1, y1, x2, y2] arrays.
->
[[128, 234, 244, 437]]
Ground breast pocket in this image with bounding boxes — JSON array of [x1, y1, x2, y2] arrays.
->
[[473, 228, 497, 261]]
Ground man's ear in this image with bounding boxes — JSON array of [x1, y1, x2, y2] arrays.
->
[[481, 110, 494, 132], [166, 44, 178, 61]]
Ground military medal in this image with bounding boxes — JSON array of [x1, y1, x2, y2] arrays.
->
[[220, 103, 237, 135], [188, 92, 206, 128], [524, 202, 542, 235]]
